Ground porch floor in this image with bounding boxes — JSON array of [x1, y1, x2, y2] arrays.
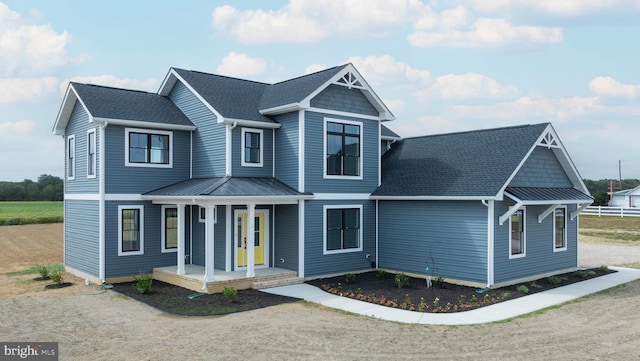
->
[[153, 265, 301, 294]]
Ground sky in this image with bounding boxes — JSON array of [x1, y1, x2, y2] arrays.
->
[[1, 0, 639, 182]]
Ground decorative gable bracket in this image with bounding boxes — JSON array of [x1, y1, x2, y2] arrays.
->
[[537, 130, 560, 149], [335, 72, 364, 89]]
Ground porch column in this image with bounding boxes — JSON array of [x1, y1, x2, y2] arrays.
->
[[246, 203, 256, 277], [177, 204, 186, 275], [205, 205, 215, 281]]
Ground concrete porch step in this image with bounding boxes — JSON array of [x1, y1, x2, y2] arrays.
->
[[252, 276, 303, 289]]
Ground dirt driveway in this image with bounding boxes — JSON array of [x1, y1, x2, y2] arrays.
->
[[1, 224, 640, 360]]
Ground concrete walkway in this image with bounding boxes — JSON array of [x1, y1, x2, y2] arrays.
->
[[262, 266, 640, 325]]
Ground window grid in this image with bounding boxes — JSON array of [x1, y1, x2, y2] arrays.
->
[[326, 122, 360, 177]]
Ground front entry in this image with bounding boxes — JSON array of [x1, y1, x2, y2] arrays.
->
[[234, 209, 269, 269]]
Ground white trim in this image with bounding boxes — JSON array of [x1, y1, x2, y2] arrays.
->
[[372, 195, 499, 201], [158, 69, 223, 120], [124, 128, 173, 168], [64, 193, 100, 201], [298, 200, 305, 278], [298, 110, 305, 192], [93, 117, 195, 131], [241, 127, 264, 167], [323, 117, 363, 180], [224, 118, 281, 129], [233, 209, 270, 271], [98, 124, 106, 282], [307, 107, 381, 121], [117, 205, 144, 256], [377, 122, 381, 187], [508, 206, 526, 259], [499, 201, 524, 225], [272, 129, 276, 178], [198, 206, 216, 224], [161, 205, 178, 253], [260, 103, 302, 115], [315, 193, 370, 200], [67, 135, 76, 180], [86, 128, 97, 178], [537, 204, 557, 223], [486, 200, 495, 286], [226, 123, 233, 176], [553, 206, 568, 252], [225, 205, 232, 272], [323, 204, 364, 255]]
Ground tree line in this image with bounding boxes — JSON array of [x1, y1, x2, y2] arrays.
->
[[0, 175, 63, 201], [583, 178, 640, 206]]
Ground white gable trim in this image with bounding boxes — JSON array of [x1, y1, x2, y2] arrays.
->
[[52, 84, 92, 135], [158, 69, 225, 122]]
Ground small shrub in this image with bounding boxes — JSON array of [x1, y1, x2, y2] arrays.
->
[[376, 269, 389, 279], [501, 291, 511, 298], [575, 269, 596, 278], [516, 285, 529, 294], [530, 281, 542, 289], [36, 264, 50, 278], [345, 273, 356, 284], [547, 275, 567, 285], [394, 273, 409, 289], [433, 276, 445, 288], [470, 294, 478, 302], [223, 286, 238, 303], [49, 269, 65, 286], [132, 272, 153, 294], [599, 265, 609, 271]]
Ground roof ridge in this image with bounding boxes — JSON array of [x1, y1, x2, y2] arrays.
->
[[71, 82, 156, 95], [402, 123, 550, 141], [172, 67, 271, 86], [270, 64, 347, 86]]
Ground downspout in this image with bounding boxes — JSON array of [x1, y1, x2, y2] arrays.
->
[[226, 122, 237, 177], [482, 199, 495, 287], [99, 122, 108, 284]]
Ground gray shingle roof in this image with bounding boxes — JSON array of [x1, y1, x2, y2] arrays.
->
[[372, 123, 550, 198], [381, 125, 401, 139], [71, 83, 193, 126], [143, 177, 307, 197], [505, 187, 592, 202]]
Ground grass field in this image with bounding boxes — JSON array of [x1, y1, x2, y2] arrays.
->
[[580, 215, 640, 245], [0, 201, 63, 225]]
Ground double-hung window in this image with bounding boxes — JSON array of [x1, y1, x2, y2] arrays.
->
[[325, 119, 362, 178], [67, 135, 75, 180], [553, 207, 567, 251], [162, 206, 178, 253], [125, 128, 172, 167], [241, 128, 263, 167], [324, 205, 362, 254], [509, 208, 525, 258], [87, 129, 96, 178], [118, 205, 144, 256]]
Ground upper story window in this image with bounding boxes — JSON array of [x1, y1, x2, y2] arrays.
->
[[553, 207, 567, 251], [509, 208, 526, 259], [324, 119, 362, 179], [67, 135, 75, 180], [125, 128, 172, 168], [241, 128, 263, 167], [87, 129, 96, 178]]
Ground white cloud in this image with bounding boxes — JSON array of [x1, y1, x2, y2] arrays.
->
[[589, 76, 640, 98], [0, 77, 57, 104], [421, 73, 518, 100], [348, 55, 431, 87], [216, 52, 267, 78], [304, 64, 328, 75], [0, 2, 78, 75], [0, 119, 36, 134], [60, 76, 158, 94], [467, 0, 640, 16]]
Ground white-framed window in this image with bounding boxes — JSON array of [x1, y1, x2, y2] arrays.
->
[[323, 204, 363, 255], [198, 206, 216, 224], [161, 205, 178, 253], [509, 207, 526, 259], [241, 128, 263, 167], [125, 128, 173, 168], [87, 128, 96, 178], [324, 118, 363, 179], [118, 205, 144, 256], [67, 135, 75, 180], [553, 206, 567, 252]]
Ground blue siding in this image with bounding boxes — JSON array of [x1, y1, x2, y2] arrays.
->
[[304, 200, 376, 277], [274, 112, 299, 190], [104, 126, 191, 193], [190, 206, 205, 266], [231, 127, 274, 177], [169, 81, 226, 177], [310, 85, 378, 116], [64, 200, 99, 276], [304, 112, 379, 193], [493, 201, 578, 283], [65, 102, 99, 194], [274, 204, 298, 272], [190, 205, 227, 270], [104, 201, 190, 278], [378, 201, 488, 283], [510, 147, 572, 187], [214, 205, 227, 269]]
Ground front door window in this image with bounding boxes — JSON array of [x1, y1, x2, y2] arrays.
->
[[235, 211, 267, 268]]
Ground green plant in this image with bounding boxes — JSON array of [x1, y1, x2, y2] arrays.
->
[[345, 273, 356, 284], [516, 285, 529, 294], [223, 286, 238, 303], [575, 269, 596, 278], [36, 263, 50, 278], [470, 294, 478, 302], [394, 272, 409, 289], [132, 272, 153, 294], [599, 265, 609, 271], [433, 276, 445, 288], [376, 269, 389, 279], [547, 275, 567, 285], [49, 269, 65, 286], [530, 281, 542, 289], [501, 291, 511, 298]]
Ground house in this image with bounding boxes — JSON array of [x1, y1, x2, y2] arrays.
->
[[52, 64, 592, 292], [609, 186, 640, 208]]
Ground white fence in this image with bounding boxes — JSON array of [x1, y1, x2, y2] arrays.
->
[[581, 206, 640, 217]]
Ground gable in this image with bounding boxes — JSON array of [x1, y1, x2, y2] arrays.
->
[[310, 84, 378, 116], [508, 147, 572, 188]]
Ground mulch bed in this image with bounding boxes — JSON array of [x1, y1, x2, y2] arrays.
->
[[44, 282, 74, 289], [306, 268, 616, 313], [112, 281, 299, 316]]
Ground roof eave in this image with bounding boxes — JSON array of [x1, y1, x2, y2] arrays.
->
[[259, 103, 305, 115], [223, 118, 281, 129], [93, 117, 196, 131], [140, 194, 314, 204], [370, 195, 499, 201]]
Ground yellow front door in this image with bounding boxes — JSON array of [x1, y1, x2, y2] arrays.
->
[[236, 211, 265, 267]]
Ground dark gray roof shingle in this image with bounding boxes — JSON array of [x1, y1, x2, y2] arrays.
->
[[373, 123, 550, 198], [381, 125, 401, 139], [143, 177, 306, 197], [71, 83, 193, 126]]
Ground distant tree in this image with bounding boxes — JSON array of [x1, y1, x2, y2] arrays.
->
[[0, 175, 63, 201], [592, 190, 608, 206]]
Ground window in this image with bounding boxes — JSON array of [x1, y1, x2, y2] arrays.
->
[[87, 129, 96, 177], [324, 205, 362, 254], [125, 128, 172, 167], [325, 120, 361, 178], [162, 206, 178, 253], [67, 135, 75, 180], [241, 128, 263, 167], [198, 206, 216, 224], [509, 208, 525, 258], [118, 205, 144, 256], [554, 207, 567, 251]]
